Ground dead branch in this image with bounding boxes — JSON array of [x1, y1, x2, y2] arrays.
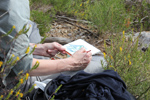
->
[[42, 37, 73, 45], [64, 20, 99, 38], [0, 9, 10, 18], [56, 15, 92, 24]]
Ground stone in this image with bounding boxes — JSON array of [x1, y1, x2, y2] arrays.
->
[[133, 31, 150, 51]]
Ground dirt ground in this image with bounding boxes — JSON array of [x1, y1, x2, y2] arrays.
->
[[47, 19, 106, 53]]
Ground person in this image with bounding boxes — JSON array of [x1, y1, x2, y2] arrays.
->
[[0, 0, 106, 94]]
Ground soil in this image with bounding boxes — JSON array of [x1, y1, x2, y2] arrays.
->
[[47, 19, 106, 53]]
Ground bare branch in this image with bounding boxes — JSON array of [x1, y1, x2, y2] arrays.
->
[[0, 9, 10, 18]]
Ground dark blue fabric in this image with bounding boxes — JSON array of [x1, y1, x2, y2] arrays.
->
[[47, 70, 131, 100]]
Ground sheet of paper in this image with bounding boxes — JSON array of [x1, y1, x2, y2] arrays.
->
[[63, 39, 101, 55]]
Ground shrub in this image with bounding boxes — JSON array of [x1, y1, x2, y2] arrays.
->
[[104, 31, 150, 99]]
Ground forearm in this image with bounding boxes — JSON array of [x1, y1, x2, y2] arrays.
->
[[29, 58, 74, 76]]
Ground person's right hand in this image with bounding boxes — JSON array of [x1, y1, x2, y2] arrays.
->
[[68, 48, 92, 71]]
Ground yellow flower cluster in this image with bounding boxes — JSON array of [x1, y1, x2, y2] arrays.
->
[[29, 24, 32, 28], [0, 95, 3, 98], [15, 90, 20, 96], [36, 61, 40, 64], [34, 44, 37, 48], [110, 55, 113, 60], [129, 60, 131, 65], [20, 78, 24, 84], [20, 93, 23, 97], [25, 46, 30, 54], [13, 25, 16, 29], [34, 84, 37, 87], [75, 11, 78, 14], [12, 54, 15, 57], [120, 47, 122, 52], [10, 89, 13, 95], [26, 73, 29, 80], [0, 61, 3, 67], [87, 0, 90, 4], [80, 3, 82, 7], [123, 31, 125, 35], [103, 52, 106, 58], [16, 56, 20, 61]]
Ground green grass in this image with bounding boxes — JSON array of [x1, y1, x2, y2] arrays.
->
[[30, 10, 52, 36]]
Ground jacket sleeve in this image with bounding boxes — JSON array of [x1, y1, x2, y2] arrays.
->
[[0, 0, 32, 86], [2, 34, 33, 86]]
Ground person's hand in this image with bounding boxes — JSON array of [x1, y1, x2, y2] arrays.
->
[[42, 42, 66, 57], [31, 42, 66, 57], [68, 47, 92, 71]]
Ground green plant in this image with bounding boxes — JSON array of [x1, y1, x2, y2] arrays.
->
[[0, 26, 40, 100], [104, 31, 150, 99], [30, 10, 52, 36]]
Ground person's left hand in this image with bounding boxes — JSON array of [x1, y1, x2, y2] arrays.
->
[[42, 42, 66, 57], [31, 42, 66, 57]]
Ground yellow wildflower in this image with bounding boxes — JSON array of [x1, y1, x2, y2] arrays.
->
[[75, 11, 77, 14], [120, 47, 122, 52], [80, 3, 82, 7], [82, 13, 85, 16], [34, 84, 37, 87], [128, 54, 130, 59], [13, 25, 16, 29], [16, 56, 20, 61], [25, 46, 30, 54], [129, 60, 131, 65], [20, 93, 23, 97], [15, 90, 20, 96], [26, 73, 29, 80], [103, 52, 106, 58], [0, 95, 3, 98], [87, 0, 89, 4], [10, 89, 13, 95], [36, 61, 40, 64], [123, 31, 125, 35], [12, 54, 15, 57], [109, 65, 112, 67], [110, 55, 113, 60], [0, 61, 3, 67], [29, 24, 32, 28], [20, 78, 23, 84], [125, 57, 126, 61], [34, 44, 37, 48]]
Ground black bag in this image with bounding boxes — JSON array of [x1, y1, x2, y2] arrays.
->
[[32, 81, 52, 100]]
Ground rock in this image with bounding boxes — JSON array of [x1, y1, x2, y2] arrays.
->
[[67, 33, 72, 36], [43, 37, 73, 45], [125, 0, 150, 4], [133, 31, 150, 51]]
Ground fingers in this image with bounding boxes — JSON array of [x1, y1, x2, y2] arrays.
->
[[77, 47, 86, 53], [47, 49, 58, 57], [53, 42, 66, 52]]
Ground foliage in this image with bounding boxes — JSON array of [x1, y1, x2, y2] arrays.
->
[[30, 10, 52, 36], [0, 26, 40, 100], [104, 31, 150, 99]]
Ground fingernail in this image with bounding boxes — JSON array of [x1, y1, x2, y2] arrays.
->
[[48, 50, 51, 52]]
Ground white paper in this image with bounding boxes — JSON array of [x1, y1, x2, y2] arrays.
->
[[34, 79, 52, 91], [63, 39, 101, 55]]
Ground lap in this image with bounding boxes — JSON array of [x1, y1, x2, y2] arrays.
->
[[24, 20, 107, 91]]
